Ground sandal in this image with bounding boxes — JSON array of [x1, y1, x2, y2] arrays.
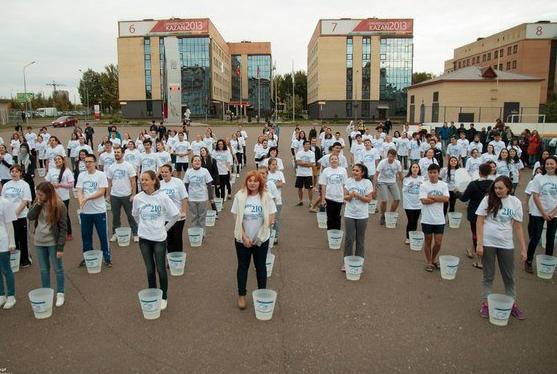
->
[[424, 264, 435, 272], [434, 262, 440, 270], [472, 262, 483, 270], [465, 249, 474, 259]]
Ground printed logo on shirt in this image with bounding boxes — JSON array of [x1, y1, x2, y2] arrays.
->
[[245, 203, 263, 220], [3, 186, 23, 200], [82, 180, 98, 194], [112, 169, 127, 180], [327, 173, 345, 185], [140, 203, 162, 220], [493, 208, 515, 223], [188, 174, 204, 186], [540, 182, 557, 196], [406, 182, 421, 195], [161, 187, 176, 199], [429, 189, 444, 197]]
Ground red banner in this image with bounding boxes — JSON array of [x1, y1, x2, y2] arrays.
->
[[150, 19, 208, 34], [353, 19, 413, 35]]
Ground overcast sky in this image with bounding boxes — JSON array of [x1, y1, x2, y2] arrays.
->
[[1, 0, 555, 104]]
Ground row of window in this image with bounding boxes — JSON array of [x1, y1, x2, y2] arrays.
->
[[455, 44, 518, 69], [144, 38, 152, 101], [362, 37, 371, 100], [346, 38, 353, 100]]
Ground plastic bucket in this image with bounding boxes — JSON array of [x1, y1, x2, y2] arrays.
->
[[231, 174, 236, 184], [448, 212, 463, 229], [266, 253, 275, 277], [368, 200, 378, 215], [439, 255, 460, 280], [72, 188, 78, 199], [536, 254, 557, 280], [385, 212, 399, 229], [316, 212, 327, 229], [188, 227, 203, 247], [540, 225, 557, 249], [167, 252, 186, 276], [205, 210, 216, 227], [488, 294, 514, 326], [28, 288, 54, 319], [252, 289, 277, 321], [409, 231, 424, 251], [344, 256, 364, 281], [83, 250, 103, 274], [214, 198, 223, 212], [268, 230, 276, 250], [37, 168, 46, 177], [9, 250, 21, 272], [327, 230, 343, 250], [115, 227, 131, 247], [138, 288, 163, 320]]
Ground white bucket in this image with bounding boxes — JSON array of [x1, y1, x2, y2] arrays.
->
[[368, 200, 378, 215], [214, 198, 223, 212], [439, 255, 460, 280], [77, 209, 82, 225], [138, 288, 163, 320], [488, 294, 514, 327], [167, 252, 186, 276], [448, 212, 463, 229], [252, 289, 277, 321], [72, 188, 78, 199], [316, 212, 327, 229], [231, 174, 236, 184], [9, 250, 21, 272], [344, 256, 364, 281], [536, 254, 557, 280], [28, 288, 54, 319], [83, 250, 103, 274], [540, 225, 557, 249], [327, 229, 343, 250], [205, 210, 216, 227], [115, 227, 131, 247], [409, 231, 424, 251], [268, 230, 276, 250], [37, 168, 46, 177], [266, 253, 275, 277], [385, 212, 399, 229], [188, 227, 203, 247]]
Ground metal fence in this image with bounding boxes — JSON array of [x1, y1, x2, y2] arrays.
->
[[408, 105, 543, 124]]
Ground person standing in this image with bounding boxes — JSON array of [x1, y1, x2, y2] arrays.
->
[[184, 155, 214, 229], [375, 149, 403, 225], [159, 164, 188, 253], [45, 155, 74, 241], [231, 170, 276, 310], [133, 170, 181, 311], [402, 163, 424, 244], [295, 140, 316, 207], [84, 123, 95, 147], [106, 147, 139, 243], [476, 176, 527, 319], [172, 132, 191, 179], [212, 139, 233, 200], [0, 188, 17, 309], [267, 158, 285, 244], [27, 182, 68, 307], [0, 144, 14, 185], [76, 154, 112, 267], [319, 154, 347, 230], [18, 143, 36, 201]]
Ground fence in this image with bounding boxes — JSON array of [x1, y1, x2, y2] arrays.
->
[[408, 105, 543, 124]]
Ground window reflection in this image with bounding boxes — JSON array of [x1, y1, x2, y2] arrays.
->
[[178, 37, 210, 116], [379, 38, 413, 115], [231, 55, 241, 100], [247, 55, 271, 115]]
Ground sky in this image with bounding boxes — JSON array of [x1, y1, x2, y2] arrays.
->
[[1, 0, 555, 104]]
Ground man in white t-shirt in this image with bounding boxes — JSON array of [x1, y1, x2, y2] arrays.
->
[[375, 149, 403, 225], [77, 154, 112, 267], [139, 139, 158, 174], [107, 147, 138, 243], [295, 140, 315, 206], [98, 141, 115, 172], [172, 132, 191, 178]]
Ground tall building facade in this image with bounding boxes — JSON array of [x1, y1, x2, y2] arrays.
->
[[117, 18, 272, 121], [307, 18, 414, 120]]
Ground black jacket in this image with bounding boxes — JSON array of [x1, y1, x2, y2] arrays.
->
[[202, 157, 220, 185], [457, 179, 493, 221]]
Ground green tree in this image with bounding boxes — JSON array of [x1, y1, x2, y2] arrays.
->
[[543, 97, 557, 122], [78, 69, 102, 112], [99, 64, 119, 112], [412, 72, 435, 85], [273, 70, 307, 110]]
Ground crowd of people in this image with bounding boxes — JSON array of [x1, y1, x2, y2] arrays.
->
[[0, 118, 554, 321]]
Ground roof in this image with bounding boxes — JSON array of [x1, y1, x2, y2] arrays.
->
[[409, 66, 543, 89]]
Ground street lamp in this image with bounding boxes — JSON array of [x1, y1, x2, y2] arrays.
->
[[78, 69, 89, 120], [23, 61, 36, 125]]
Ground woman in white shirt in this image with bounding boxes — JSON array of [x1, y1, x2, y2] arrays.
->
[[267, 158, 285, 244], [231, 170, 276, 310], [183, 155, 214, 229], [465, 149, 482, 179], [396, 132, 410, 171], [260, 147, 284, 171], [440, 156, 459, 215], [73, 150, 89, 188], [507, 148, 524, 194], [10, 133, 21, 164], [480, 144, 497, 164], [124, 141, 141, 174], [45, 155, 74, 241], [213, 139, 233, 200], [319, 154, 348, 231], [495, 149, 511, 178], [46, 136, 66, 171], [159, 164, 188, 254], [36, 135, 47, 169], [476, 175, 526, 320], [409, 133, 422, 164], [132, 170, 180, 312], [418, 148, 438, 177], [67, 133, 80, 170], [230, 132, 243, 176], [0, 193, 17, 310], [402, 163, 424, 244]]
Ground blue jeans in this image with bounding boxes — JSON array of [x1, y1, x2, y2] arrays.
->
[[80, 212, 111, 262], [138, 239, 168, 299], [0, 252, 15, 296], [36, 245, 64, 293]]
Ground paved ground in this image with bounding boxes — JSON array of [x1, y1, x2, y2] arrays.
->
[[1, 123, 556, 374]]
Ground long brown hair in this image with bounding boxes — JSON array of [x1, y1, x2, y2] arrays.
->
[[36, 182, 61, 226], [486, 176, 512, 218]]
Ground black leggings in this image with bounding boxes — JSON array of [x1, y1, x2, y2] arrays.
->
[[166, 220, 185, 252], [63, 199, 72, 235], [235, 153, 242, 174], [405, 209, 421, 239], [469, 215, 477, 252], [14, 218, 30, 265], [326, 199, 343, 230], [443, 191, 457, 215], [527, 215, 557, 263], [217, 173, 231, 198], [235, 239, 268, 296]]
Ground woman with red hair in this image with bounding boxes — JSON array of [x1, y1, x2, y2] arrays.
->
[[231, 170, 276, 310]]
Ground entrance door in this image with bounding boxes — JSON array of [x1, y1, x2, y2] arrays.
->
[[503, 102, 520, 122], [378, 108, 387, 120]]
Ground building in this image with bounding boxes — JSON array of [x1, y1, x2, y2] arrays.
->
[[444, 21, 557, 104], [117, 18, 272, 121], [406, 66, 543, 124], [307, 18, 413, 120]]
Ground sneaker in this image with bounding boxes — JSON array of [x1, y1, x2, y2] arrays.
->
[[105, 260, 113, 268], [404, 238, 410, 245], [0, 296, 5, 307], [55, 293, 65, 307], [296, 201, 303, 206], [66, 234, 73, 241], [110, 234, 118, 242], [480, 302, 489, 318], [133, 236, 139, 243], [511, 304, 525, 320], [524, 261, 533, 274], [79, 259, 86, 267], [380, 215, 385, 226], [161, 299, 168, 311], [3, 296, 16, 310], [21, 263, 31, 269], [340, 264, 346, 272]]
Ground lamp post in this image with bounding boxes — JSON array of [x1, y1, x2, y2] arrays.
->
[[23, 61, 36, 125], [272, 61, 277, 121], [78, 69, 89, 120]]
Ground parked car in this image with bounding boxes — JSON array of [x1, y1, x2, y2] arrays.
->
[[51, 116, 78, 127]]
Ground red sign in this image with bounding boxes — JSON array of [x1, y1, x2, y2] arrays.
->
[[150, 19, 208, 34], [353, 19, 413, 35]]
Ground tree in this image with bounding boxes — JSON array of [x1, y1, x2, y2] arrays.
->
[[273, 70, 307, 110], [99, 64, 119, 112], [543, 96, 557, 122], [78, 69, 102, 112], [412, 72, 435, 85]]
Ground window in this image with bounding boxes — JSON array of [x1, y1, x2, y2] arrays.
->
[[361, 37, 371, 100], [482, 54, 486, 62], [144, 37, 152, 100], [178, 37, 210, 116], [433, 92, 439, 102], [458, 61, 461, 68], [494, 50, 498, 59], [379, 38, 413, 115], [361, 101, 370, 118], [346, 37, 353, 100], [466, 58, 470, 66], [493, 64, 497, 70], [346, 102, 353, 118], [432, 103, 439, 122], [410, 95, 415, 104], [159, 38, 165, 102], [487, 52, 491, 60], [499, 63, 503, 70], [231, 55, 241, 100], [477, 56, 480, 63], [506, 61, 511, 70], [247, 55, 272, 114], [512, 60, 517, 69], [513, 45, 518, 54]]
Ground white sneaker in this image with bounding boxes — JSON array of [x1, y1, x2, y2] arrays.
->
[[133, 236, 139, 242], [110, 234, 118, 242], [3, 296, 16, 309], [56, 293, 65, 307], [161, 299, 168, 311], [0, 296, 5, 307], [236, 173, 240, 178]]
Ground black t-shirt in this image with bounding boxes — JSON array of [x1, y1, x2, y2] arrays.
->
[[85, 126, 94, 136]]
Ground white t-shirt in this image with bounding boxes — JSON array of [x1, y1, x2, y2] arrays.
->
[[10, 139, 20, 157], [318, 154, 349, 169], [480, 153, 497, 164], [457, 139, 469, 157], [467, 141, 483, 155], [440, 168, 457, 191], [396, 138, 410, 157], [466, 157, 482, 177], [476, 195, 523, 249], [319, 167, 348, 203], [159, 177, 189, 220], [418, 157, 438, 175], [267, 170, 285, 205], [191, 141, 205, 156], [489, 140, 506, 157], [358, 148, 380, 176], [183, 167, 213, 202], [1, 179, 32, 218], [231, 194, 277, 242], [529, 174, 557, 217], [419, 180, 449, 225], [75, 144, 93, 157], [25, 132, 37, 150], [36, 142, 47, 160], [260, 157, 285, 171], [173, 141, 191, 164], [266, 180, 280, 205], [496, 160, 511, 177], [132, 191, 180, 242], [76, 170, 109, 214], [403, 176, 424, 210], [212, 150, 233, 175], [446, 143, 461, 158], [295, 150, 315, 177], [350, 142, 365, 160], [68, 140, 80, 157], [203, 137, 215, 150], [124, 149, 141, 169], [140, 152, 158, 173], [156, 151, 172, 169], [99, 151, 116, 169], [409, 140, 422, 160], [46, 145, 66, 167], [106, 161, 137, 197], [45, 167, 74, 201], [0, 197, 17, 253], [344, 178, 373, 219], [376, 159, 402, 183], [109, 137, 121, 147], [0, 153, 13, 180]]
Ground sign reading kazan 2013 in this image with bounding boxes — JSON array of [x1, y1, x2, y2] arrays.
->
[[321, 19, 413, 36], [118, 19, 209, 37]]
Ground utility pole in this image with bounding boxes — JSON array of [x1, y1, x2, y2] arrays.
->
[[23, 61, 36, 125], [46, 80, 66, 94]]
